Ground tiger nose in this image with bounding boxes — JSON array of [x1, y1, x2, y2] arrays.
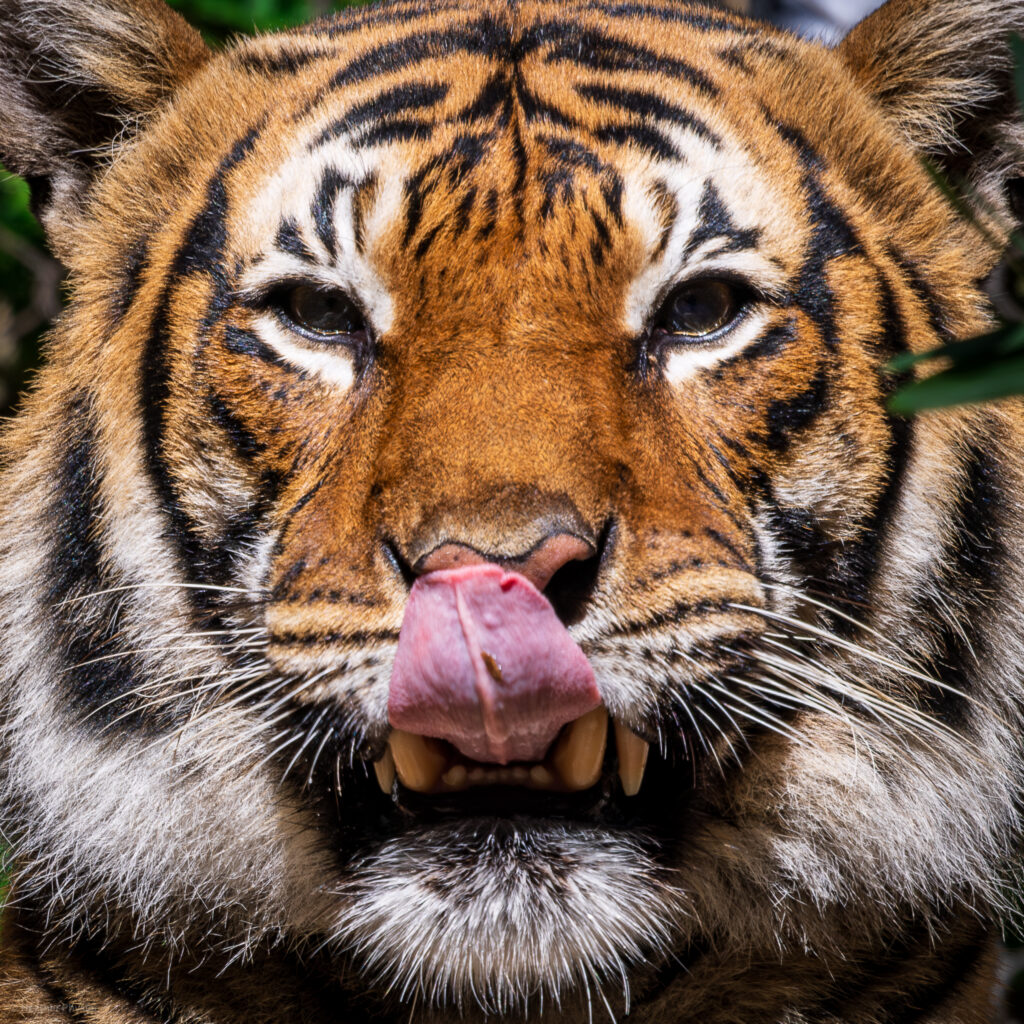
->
[[415, 534, 595, 592]]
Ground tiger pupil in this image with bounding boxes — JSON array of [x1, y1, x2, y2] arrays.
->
[[661, 280, 737, 337], [288, 285, 363, 336]]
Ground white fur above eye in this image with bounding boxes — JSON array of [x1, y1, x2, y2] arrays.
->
[[661, 307, 771, 385], [253, 313, 357, 391]]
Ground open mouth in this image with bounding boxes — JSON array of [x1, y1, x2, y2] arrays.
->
[[372, 707, 651, 799]]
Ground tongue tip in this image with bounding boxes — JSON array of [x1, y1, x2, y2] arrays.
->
[[389, 561, 600, 765]]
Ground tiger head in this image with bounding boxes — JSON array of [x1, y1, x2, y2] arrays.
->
[[1, 0, 1023, 1019]]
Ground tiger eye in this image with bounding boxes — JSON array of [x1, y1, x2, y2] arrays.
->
[[285, 285, 365, 337], [655, 279, 742, 338]]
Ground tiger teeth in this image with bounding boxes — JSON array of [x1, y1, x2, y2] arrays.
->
[[388, 729, 447, 793], [613, 721, 650, 797], [552, 706, 609, 791], [373, 746, 396, 794], [380, 709, 645, 796]]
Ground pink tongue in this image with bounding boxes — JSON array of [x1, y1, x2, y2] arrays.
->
[[388, 564, 600, 764]]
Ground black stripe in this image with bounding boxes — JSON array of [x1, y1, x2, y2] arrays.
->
[[311, 166, 350, 258], [414, 222, 443, 259], [509, 91, 529, 230], [536, 22, 719, 95], [273, 628, 401, 647], [716, 37, 793, 72], [357, 117, 434, 147], [351, 173, 377, 254], [237, 46, 333, 75], [461, 72, 514, 123], [577, 82, 720, 146], [889, 933, 989, 1023], [811, 920, 989, 1022], [737, 318, 796, 363], [206, 391, 266, 462], [314, 80, 450, 146], [453, 184, 478, 236], [591, 2, 756, 34], [539, 135, 611, 176], [302, 0, 464, 39], [517, 81, 575, 130], [886, 244, 954, 345], [683, 180, 761, 260], [601, 598, 735, 638], [602, 175, 624, 225], [323, 17, 506, 92], [477, 187, 500, 240], [764, 366, 829, 452], [46, 399, 160, 732], [768, 117, 862, 348], [223, 325, 289, 368], [33, 962, 93, 1024], [594, 121, 680, 161], [142, 126, 261, 593], [110, 234, 150, 322], [45, 398, 106, 607], [275, 218, 316, 262], [916, 440, 1004, 725], [765, 502, 834, 584], [815, 274, 911, 631]]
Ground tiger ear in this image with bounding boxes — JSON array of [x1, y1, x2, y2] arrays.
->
[[0, 0, 210, 241], [838, 0, 1024, 210]]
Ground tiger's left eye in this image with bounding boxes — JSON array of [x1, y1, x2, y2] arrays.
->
[[653, 279, 744, 339], [281, 285, 365, 337]]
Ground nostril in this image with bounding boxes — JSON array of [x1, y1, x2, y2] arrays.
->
[[545, 552, 601, 626], [510, 533, 595, 592], [545, 519, 613, 626], [412, 533, 596, 592]]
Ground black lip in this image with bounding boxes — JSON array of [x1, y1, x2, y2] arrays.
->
[[278, 709, 707, 868], [391, 776, 617, 821]]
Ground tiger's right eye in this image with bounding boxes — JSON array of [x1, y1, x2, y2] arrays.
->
[[279, 285, 366, 338]]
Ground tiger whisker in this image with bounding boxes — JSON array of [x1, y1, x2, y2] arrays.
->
[[689, 681, 746, 761], [706, 678, 809, 746], [733, 601, 996, 721], [57, 581, 255, 607], [304, 725, 335, 788], [64, 631, 264, 672], [280, 708, 331, 786]]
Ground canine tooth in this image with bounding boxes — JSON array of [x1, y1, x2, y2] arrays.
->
[[442, 764, 469, 790], [613, 722, 650, 797], [373, 747, 396, 794], [388, 730, 447, 793], [552, 706, 608, 791]]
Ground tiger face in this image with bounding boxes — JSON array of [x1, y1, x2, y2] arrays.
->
[[1, 0, 1023, 1021]]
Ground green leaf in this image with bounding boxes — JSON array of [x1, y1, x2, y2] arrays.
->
[[1012, 34, 1024, 113], [888, 354, 1024, 414], [886, 323, 1024, 373]]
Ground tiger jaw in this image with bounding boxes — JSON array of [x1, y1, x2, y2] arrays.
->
[[376, 708, 651, 797]]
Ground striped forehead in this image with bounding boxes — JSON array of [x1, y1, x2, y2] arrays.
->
[[234, 1, 806, 333]]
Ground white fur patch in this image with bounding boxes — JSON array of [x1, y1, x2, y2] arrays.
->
[[662, 306, 772, 385], [251, 312, 357, 392]]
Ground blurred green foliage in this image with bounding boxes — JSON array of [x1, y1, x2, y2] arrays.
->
[[172, 0, 352, 39], [0, 173, 52, 412]]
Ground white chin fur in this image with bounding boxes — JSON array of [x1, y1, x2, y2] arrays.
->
[[324, 822, 685, 1016]]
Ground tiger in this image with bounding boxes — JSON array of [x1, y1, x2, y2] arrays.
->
[[0, 0, 1023, 1020]]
